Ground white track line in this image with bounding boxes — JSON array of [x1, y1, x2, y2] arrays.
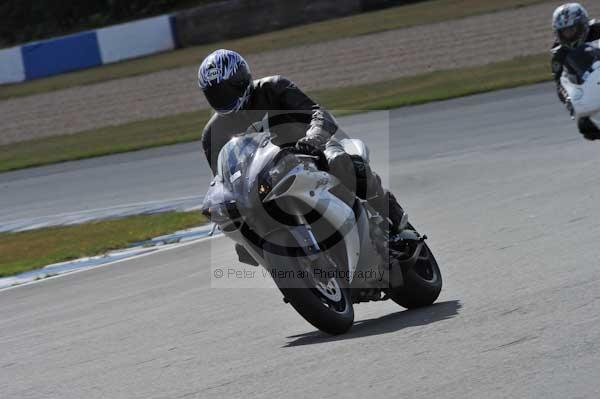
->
[[0, 233, 223, 293]]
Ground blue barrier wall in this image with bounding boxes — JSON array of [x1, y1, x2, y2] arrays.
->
[[0, 15, 176, 85], [22, 32, 102, 80]]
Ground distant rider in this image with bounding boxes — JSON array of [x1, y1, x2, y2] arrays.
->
[[198, 49, 404, 232], [551, 3, 600, 139]]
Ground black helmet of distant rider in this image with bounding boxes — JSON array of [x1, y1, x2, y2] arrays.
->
[[553, 3, 590, 49], [198, 49, 252, 114]]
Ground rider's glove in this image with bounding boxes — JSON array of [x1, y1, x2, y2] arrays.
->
[[296, 134, 328, 156]]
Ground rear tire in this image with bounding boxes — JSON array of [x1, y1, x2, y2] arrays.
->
[[578, 117, 600, 140], [390, 242, 442, 309]]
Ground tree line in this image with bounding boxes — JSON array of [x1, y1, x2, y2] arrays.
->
[[0, 0, 215, 48]]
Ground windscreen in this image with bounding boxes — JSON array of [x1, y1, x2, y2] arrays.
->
[[216, 132, 279, 202]]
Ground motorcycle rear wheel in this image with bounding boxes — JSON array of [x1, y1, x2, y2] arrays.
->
[[389, 241, 442, 309]]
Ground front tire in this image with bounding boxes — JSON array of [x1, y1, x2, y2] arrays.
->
[[265, 250, 354, 335], [390, 242, 442, 309]]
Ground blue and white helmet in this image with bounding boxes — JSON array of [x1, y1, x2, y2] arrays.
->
[[198, 49, 252, 114], [552, 3, 590, 49]]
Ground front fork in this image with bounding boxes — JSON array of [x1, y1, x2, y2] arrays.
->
[[288, 222, 321, 261]]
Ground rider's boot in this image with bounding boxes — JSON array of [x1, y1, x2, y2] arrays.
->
[[368, 189, 405, 235]]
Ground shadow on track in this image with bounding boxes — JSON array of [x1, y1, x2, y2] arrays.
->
[[284, 300, 461, 347]]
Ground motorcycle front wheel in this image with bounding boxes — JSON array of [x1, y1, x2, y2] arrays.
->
[[265, 249, 354, 335]]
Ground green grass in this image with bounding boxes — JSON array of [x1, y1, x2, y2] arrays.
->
[[0, 110, 211, 172], [0, 0, 547, 100], [312, 54, 551, 112], [0, 211, 206, 278], [0, 53, 551, 174]]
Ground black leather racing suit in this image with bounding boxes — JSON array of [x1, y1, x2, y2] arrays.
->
[[551, 20, 600, 137], [202, 75, 403, 229]]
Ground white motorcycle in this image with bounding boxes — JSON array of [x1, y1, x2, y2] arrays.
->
[[560, 40, 600, 136], [202, 117, 442, 335]]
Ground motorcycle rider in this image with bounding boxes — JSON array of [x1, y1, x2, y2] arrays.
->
[[551, 3, 600, 139], [198, 49, 404, 232]]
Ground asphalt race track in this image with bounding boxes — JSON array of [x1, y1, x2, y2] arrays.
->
[[0, 142, 210, 231], [2, 83, 600, 398]]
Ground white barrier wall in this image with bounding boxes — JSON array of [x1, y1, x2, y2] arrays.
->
[[97, 15, 176, 64], [0, 47, 25, 84]]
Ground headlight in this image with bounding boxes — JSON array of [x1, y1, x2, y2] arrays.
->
[[258, 152, 300, 199]]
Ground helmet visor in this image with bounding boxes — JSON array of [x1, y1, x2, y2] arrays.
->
[[558, 22, 587, 48], [203, 81, 247, 113]]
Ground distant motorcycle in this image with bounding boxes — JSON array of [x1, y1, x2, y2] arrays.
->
[[560, 40, 600, 137], [202, 116, 442, 335]]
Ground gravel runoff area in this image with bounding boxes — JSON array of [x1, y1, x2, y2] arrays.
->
[[1, 0, 596, 145]]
